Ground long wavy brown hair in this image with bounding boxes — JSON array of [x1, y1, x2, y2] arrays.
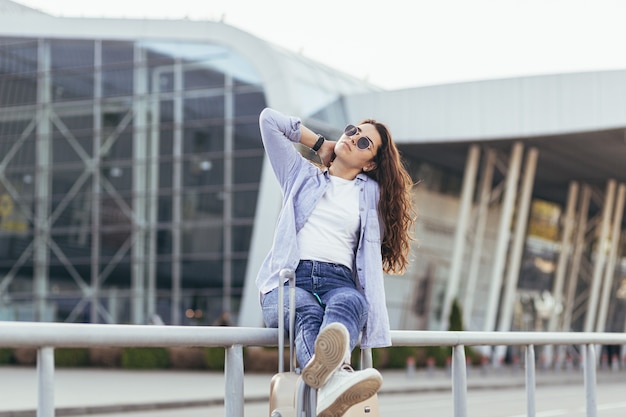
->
[[361, 119, 417, 274]]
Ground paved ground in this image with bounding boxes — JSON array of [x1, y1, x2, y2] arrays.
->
[[1, 365, 624, 416]]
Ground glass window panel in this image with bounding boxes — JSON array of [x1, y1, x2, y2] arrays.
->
[[184, 67, 225, 90], [183, 155, 223, 187], [234, 121, 262, 151], [181, 260, 222, 289], [157, 160, 173, 189], [50, 175, 91, 228], [52, 69, 95, 102], [156, 228, 172, 255], [234, 91, 266, 117], [233, 154, 263, 184], [181, 190, 224, 219], [231, 259, 247, 287], [0, 37, 38, 73], [159, 99, 174, 125], [50, 40, 94, 70], [50, 40, 95, 102], [155, 71, 175, 93], [102, 41, 134, 97], [102, 128, 133, 161], [48, 232, 92, 263], [0, 38, 39, 107], [102, 41, 134, 64], [181, 224, 222, 255], [100, 161, 133, 192], [147, 49, 175, 93], [0, 123, 36, 169], [232, 190, 258, 219], [52, 115, 93, 164], [102, 66, 133, 97], [0, 235, 33, 267], [184, 96, 224, 123], [0, 177, 32, 237], [100, 204, 132, 246], [0, 73, 38, 107], [183, 125, 225, 154], [232, 224, 253, 253], [157, 192, 173, 224]]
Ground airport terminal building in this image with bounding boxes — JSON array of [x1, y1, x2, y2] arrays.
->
[[1, 0, 625, 338]]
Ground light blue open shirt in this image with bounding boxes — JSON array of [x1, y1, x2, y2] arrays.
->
[[255, 108, 391, 348]]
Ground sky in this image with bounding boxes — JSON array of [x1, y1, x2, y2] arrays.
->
[[14, 0, 626, 90]]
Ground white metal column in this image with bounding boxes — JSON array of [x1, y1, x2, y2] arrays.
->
[[34, 39, 52, 322], [223, 74, 235, 316], [546, 182, 578, 366], [548, 181, 579, 333], [132, 45, 148, 325], [562, 184, 591, 332], [498, 147, 538, 334], [145, 67, 163, 322], [171, 59, 184, 325], [441, 145, 480, 329], [238, 155, 283, 327], [37, 347, 55, 417], [463, 149, 496, 328], [483, 142, 524, 333], [91, 40, 103, 323], [584, 180, 616, 332], [595, 183, 625, 332]]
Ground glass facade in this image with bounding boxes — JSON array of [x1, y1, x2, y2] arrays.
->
[[0, 37, 267, 325]]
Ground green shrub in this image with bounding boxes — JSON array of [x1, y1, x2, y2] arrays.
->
[[0, 348, 14, 364], [382, 346, 420, 369], [121, 348, 169, 369], [55, 348, 90, 367], [205, 347, 225, 370]]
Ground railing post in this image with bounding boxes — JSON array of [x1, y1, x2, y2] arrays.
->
[[225, 345, 244, 417], [583, 344, 597, 417], [37, 346, 55, 417], [452, 345, 468, 417], [525, 345, 536, 417]]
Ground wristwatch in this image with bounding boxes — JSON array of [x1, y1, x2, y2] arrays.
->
[[312, 134, 325, 152]]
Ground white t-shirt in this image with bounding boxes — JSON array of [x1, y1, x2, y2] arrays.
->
[[297, 175, 361, 270]]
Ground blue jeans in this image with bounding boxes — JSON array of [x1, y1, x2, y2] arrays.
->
[[261, 260, 369, 368]]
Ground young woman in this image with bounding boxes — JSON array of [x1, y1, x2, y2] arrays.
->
[[257, 107, 415, 417]]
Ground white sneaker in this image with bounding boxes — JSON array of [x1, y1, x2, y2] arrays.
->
[[302, 323, 349, 389], [316, 365, 382, 417]]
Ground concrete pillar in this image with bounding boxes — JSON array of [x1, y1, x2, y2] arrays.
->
[[584, 180, 616, 332], [498, 147, 538, 334], [441, 145, 480, 329], [483, 143, 524, 333], [463, 149, 496, 329], [562, 185, 591, 332], [595, 183, 625, 332], [548, 182, 579, 332], [546, 181, 578, 367]]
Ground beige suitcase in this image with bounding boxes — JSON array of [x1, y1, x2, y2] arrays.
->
[[268, 269, 380, 417]]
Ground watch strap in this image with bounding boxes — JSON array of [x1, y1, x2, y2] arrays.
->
[[312, 134, 325, 152]]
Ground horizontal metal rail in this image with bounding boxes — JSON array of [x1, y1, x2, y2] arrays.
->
[[1, 322, 626, 417]]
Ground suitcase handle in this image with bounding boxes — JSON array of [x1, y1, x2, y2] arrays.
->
[[277, 268, 296, 373]]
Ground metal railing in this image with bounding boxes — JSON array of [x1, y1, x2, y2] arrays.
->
[[1, 321, 626, 417]]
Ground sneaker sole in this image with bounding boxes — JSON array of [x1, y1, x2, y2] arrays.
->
[[316, 374, 382, 417], [302, 323, 348, 389]]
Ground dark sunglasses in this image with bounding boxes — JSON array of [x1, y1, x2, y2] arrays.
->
[[344, 124, 374, 151]]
